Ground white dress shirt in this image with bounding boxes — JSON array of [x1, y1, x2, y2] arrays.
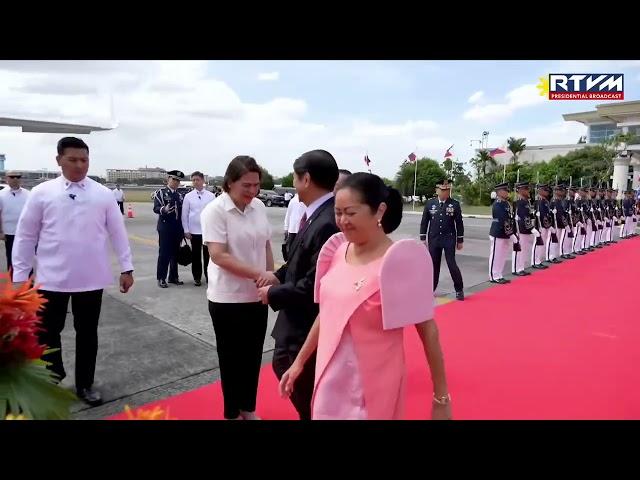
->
[[201, 193, 272, 303], [113, 188, 124, 202], [0, 187, 30, 235], [283, 194, 306, 234], [303, 191, 334, 224], [182, 187, 215, 235], [12, 176, 134, 292]]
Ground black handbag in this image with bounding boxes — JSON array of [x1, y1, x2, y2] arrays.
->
[[177, 238, 193, 266]]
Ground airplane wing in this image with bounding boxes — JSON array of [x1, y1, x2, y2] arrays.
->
[[0, 117, 114, 134]]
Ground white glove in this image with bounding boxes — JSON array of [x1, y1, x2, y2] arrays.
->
[[536, 211, 541, 217], [510, 234, 519, 244], [532, 228, 541, 237], [550, 227, 556, 234]]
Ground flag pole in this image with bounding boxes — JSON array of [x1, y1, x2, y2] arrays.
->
[[412, 149, 418, 211]]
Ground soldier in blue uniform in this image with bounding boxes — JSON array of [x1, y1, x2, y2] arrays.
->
[[622, 190, 635, 238], [489, 182, 518, 284], [579, 187, 595, 252], [564, 186, 580, 254], [419, 179, 465, 300], [532, 184, 552, 268], [511, 181, 538, 276], [549, 184, 574, 261], [572, 187, 586, 254], [153, 170, 186, 288]]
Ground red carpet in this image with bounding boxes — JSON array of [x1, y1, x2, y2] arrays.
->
[[110, 237, 640, 420]]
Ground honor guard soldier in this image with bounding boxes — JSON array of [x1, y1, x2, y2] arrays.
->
[[622, 190, 635, 238], [601, 188, 614, 245], [573, 187, 589, 254], [613, 188, 623, 240], [593, 188, 605, 246], [586, 187, 599, 249], [564, 186, 579, 255], [532, 184, 553, 268], [153, 170, 186, 288], [489, 182, 518, 284], [550, 183, 573, 261], [581, 187, 595, 251], [512, 181, 538, 276], [607, 188, 619, 243], [419, 178, 465, 300]]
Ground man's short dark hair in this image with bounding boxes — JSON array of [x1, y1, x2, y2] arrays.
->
[[339, 169, 352, 176], [57, 137, 89, 155], [293, 150, 339, 192], [191, 171, 205, 179]]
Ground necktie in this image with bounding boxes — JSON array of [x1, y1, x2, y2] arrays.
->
[[298, 212, 308, 232]]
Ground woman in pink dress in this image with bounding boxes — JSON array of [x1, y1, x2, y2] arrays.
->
[[279, 173, 452, 420]]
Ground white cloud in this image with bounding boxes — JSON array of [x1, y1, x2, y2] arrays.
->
[[468, 91, 485, 104], [463, 84, 545, 123], [257, 72, 280, 81]]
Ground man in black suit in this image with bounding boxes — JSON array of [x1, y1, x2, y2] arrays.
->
[[257, 150, 339, 420]]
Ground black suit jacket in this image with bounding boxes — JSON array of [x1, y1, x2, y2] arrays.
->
[[269, 196, 339, 347]]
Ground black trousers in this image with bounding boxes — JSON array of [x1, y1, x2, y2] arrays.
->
[[117, 201, 124, 215], [190, 234, 209, 282], [5, 234, 14, 270], [272, 342, 316, 420], [428, 236, 464, 292], [209, 301, 268, 419], [37, 290, 103, 390], [157, 227, 182, 282]]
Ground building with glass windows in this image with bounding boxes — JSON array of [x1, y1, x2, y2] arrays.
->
[[483, 100, 640, 195]]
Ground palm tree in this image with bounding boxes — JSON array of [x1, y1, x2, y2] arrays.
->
[[507, 137, 527, 164], [470, 150, 497, 178]]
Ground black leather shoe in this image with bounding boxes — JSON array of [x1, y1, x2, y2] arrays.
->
[[532, 264, 547, 269], [455, 291, 464, 301], [512, 272, 528, 276], [521, 271, 532, 275], [76, 387, 103, 406], [575, 251, 587, 255], [551, 258, 562, 264], [168, 279, 184, 285], [158, 280, 168, 288], [490, 278, 510, 284], [194, 280, 202, 287]]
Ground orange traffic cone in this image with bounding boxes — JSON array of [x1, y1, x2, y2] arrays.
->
[[127, 204, 134, 218]]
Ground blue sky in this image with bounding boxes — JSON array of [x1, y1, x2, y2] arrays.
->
[[1, 60, 639, 178]]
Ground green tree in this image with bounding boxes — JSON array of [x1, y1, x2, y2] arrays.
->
[[260, 167, 275, 190], [394, 158, 446, 200], [469, 150, 498, 178], [279, 172, 294, 188], [381, 177, 395, 187], [507, 137, 527, 164]]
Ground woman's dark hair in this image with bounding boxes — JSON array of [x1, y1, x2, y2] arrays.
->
[[338, 172, 403, 234], [57, 137, 89, 155], [223, 156, 262, 192], [293, 150, 339, 192]]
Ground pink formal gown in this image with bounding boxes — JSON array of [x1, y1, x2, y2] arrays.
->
[[311, 235, 434, 420]]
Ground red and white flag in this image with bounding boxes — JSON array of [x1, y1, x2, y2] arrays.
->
[[444, 145, 454, 158], [489, 147, 506, 157], [408, 152, 417, 163]]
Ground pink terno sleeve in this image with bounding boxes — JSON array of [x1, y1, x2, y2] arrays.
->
[[379, 239, 434, 330], [314, 232, 347, 303]]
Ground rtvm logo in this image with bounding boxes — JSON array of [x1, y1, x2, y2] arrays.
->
[[547, 74, 624, 100]]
